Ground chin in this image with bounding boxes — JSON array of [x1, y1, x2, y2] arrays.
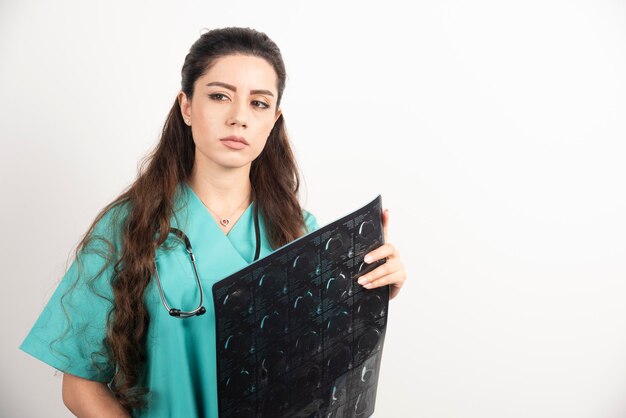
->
[[217, 157, 254, 170]]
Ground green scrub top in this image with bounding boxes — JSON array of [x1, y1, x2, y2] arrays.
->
[[20, 181, 319, 417]]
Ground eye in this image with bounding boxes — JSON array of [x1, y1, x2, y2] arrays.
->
[[252, 100, 270, 109], [209, 93, 229, 101]]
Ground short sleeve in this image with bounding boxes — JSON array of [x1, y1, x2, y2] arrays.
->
[[19, 204, 127, 382], [303, 209, 320, 234]]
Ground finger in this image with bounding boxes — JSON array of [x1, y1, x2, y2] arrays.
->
[[364, 243, 396, 264], [381, 208, 389, 243], [362, 270, 404, 290], [357, 258, 398, 285]]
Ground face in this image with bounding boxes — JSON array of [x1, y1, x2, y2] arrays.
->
[[178, 54, 282, 171]]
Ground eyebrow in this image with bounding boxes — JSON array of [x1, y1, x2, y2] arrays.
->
[[205, 81, 274, 97]]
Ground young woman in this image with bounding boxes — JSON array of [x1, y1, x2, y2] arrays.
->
[[20, 27, 406, 417]]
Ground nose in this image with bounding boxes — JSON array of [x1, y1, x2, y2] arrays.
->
[[226, 99, 248, 128]]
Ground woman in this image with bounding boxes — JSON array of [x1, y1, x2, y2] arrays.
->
[[20, 27, 406, 417]]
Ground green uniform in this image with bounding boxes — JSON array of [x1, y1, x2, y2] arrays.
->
[[20, 182, 319, 417]]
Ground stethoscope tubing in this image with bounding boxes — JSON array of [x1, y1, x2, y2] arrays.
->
[[154, 203, 261, 318]]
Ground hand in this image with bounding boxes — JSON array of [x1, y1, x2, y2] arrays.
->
[[357, 208, 406, 300]]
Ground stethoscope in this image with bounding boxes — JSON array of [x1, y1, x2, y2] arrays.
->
[[154, 203, 261, 318]]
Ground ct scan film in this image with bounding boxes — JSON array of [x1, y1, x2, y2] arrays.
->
[[212, 195, 390, 417]]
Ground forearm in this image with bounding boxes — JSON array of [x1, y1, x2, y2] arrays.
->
[[62, 373, 130, 418]]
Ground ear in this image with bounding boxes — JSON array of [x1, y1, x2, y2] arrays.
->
[[274, 107, 282, 125], [178, 91, 191, 121]]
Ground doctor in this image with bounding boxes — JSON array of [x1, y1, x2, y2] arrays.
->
[[20, 27, 407, 417]]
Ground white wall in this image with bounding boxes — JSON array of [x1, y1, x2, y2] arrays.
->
[[1, 0, 625, 417]]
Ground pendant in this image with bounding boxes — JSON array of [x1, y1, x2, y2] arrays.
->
[[220, 218, 230, 226]]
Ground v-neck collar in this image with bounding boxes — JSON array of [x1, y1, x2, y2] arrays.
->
[[182, 182, 254, 239], [165, 182, 255, 283], [165, 181, 275, 287]]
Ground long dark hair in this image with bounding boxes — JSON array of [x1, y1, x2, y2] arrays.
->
[[68, 27, 306, 411]]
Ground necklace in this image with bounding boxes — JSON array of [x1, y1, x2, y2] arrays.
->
[[201, 194, 251, 227]]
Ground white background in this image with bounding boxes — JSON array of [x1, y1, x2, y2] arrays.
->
[[1, 0, 626, 417]]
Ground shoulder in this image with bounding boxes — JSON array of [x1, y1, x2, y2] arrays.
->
[[94, 201, 131, 234], [85, 201, 131, 253], [302, 209, 320, 234]]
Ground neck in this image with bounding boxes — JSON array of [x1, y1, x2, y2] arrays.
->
[[186, 158, 253, 215]]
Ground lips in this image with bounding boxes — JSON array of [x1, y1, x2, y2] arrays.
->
[[220, 135, 249, 145]]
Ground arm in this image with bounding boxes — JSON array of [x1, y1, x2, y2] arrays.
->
[[62, 373, 130, 418], [19, 206, 132, 416]]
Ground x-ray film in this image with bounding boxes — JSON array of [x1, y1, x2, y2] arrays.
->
[[212, 195, 389, 417]]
